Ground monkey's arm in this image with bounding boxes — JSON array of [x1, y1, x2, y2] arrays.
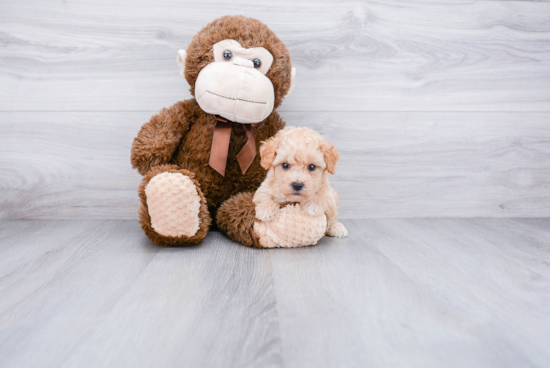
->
[[131, 101, 192, 176]]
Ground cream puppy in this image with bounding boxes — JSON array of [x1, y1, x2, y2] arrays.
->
[[253, 126, 348, 238]]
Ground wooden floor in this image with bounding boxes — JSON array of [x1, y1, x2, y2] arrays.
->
[[1, 219, 549, 368]]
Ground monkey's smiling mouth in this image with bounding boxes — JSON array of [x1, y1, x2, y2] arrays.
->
[[206, 90, 267, 105]]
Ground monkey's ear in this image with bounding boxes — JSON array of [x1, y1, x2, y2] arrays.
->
[[284, 67, 296, 98], [320, 140, 339, 174], [177, 49, 187, 77], [259, 135, 282, 170]]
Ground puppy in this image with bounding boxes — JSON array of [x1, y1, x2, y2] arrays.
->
[[253, 126, 348, 238]]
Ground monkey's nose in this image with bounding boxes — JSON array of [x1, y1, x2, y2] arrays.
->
[[232, 56, 254, 68], [291, 182, 304, 191]]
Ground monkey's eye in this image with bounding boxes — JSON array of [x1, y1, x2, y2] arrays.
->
[[308, 164, 316, 172], [252, 59, 261, 68], [223, 50, 233, 60], [282, 163, 290, 170]]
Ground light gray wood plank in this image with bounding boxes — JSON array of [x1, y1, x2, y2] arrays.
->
[[2, 219, 549, 367], [370, 218, 550, 368], [270, 218, 550, 368], [61, 232, 282, 368], [0, 220, 161, 367], [0, 221, 113, 318], [1, 111, 549, 220], [1, 1, 549, 112], [0, 112, 142, 220], [0, 221, 281, 368], [307, 111, 550, 218]]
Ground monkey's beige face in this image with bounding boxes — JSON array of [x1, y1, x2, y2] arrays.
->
[[271, 138, 327, 203], [195, 40, 274, 124], [178, 39, 297, 124]]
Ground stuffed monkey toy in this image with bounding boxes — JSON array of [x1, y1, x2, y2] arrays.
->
[[131, 15, 298, 246]]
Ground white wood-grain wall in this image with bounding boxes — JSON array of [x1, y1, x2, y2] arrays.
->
[[1, 0, 549, 219]]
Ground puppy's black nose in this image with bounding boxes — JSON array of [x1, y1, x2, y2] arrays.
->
[[291, 182, 304, 191]]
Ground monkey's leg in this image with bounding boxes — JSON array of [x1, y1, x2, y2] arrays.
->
[[216, 192, 259, 247], [138, 165, 211, 246], [217, 192, 326, 248]]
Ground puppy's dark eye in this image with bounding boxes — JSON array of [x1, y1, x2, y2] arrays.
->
[[282, 163, 290, 170], [223, 50, 233, 60], [252, 59, 261, 68], [308, 164, 316, 172]]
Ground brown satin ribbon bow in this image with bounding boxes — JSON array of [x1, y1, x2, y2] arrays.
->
[[209, 115, 259, 177]]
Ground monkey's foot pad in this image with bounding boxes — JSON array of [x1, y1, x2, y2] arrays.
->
[[254, 204, 327, 248], [145, 172, 201, 238]]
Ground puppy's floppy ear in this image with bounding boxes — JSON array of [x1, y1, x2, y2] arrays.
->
[[259, 134, 282, 170], [320, 140, 339, 174]]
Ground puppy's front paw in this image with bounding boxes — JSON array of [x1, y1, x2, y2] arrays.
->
[[255, 203, 280, 222], [304, 203, 324, 217], [326, 222, 348, 238]]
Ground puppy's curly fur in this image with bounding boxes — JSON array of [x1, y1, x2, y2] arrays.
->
[[253, 127, 348, 238]]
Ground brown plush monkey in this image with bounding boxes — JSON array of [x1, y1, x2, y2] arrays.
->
[[131, 16, 296, 246]]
